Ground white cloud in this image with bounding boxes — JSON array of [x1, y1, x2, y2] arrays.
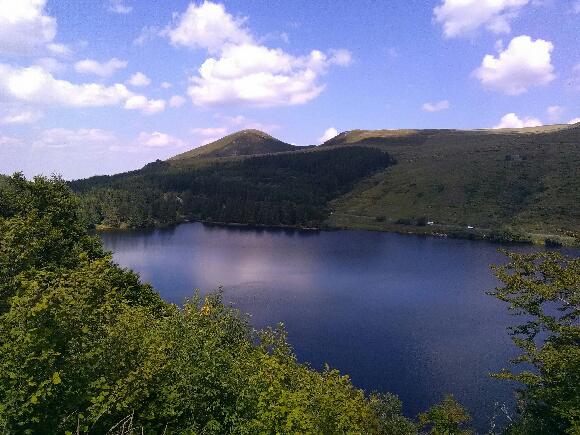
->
[[0, 0, 57, 54], [133, 26, 159, 46], [108, 0, 133, 14], [137, 131, 184, 148], [127, 72, 151, 87], [192, 127, 228, 137], [434, 0, 529, 38], [188, 44, 347, 107], [164, 1, 252, 52], [47, 42, 72, 57], [0, 63, 164, 115], [167, 1, 350, 108], [329, 49, 353, 67], [546, 105, 565, 122], [569, 117, 580, 124], [319, 127, 338, 143], [161, 81, 172, 89], [474, 35, 555, 95], [33, 128, 117, 148], [169, 95, 186, 108], [74, 58, 128, 77], [34, 57, 67, 73], [0, 63, 132, 107], [493, 113, 543, 129], [422, 100, 450, 112], [124, 95, 165, 114], [0, 109, 43, 125]]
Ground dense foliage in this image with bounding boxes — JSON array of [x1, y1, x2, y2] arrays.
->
[[70, 146, 395, 229], [0, 175, 416, 434], [490, 251, 580, 434]]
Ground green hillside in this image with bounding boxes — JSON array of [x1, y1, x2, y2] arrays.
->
[[170, 129, 298, 161], [69, 124, 580, 245], [323, 124, 580, 245]]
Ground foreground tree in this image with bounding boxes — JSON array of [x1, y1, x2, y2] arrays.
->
[[418, 395, 473, 435], [490, 251, 580, 434], [0, 174, 417, 433]]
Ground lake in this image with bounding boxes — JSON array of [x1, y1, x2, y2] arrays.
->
[[100, 223, 570, 431]]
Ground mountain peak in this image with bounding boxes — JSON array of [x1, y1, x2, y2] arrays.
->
[[169, 129, 296, 161]]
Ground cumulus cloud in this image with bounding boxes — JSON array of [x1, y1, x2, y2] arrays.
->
[[493, 113, 543, 129], [474, 35, 555, 95], [169, 95, 186, 107], [569, 117, 580, 124], [166, 1, 351, 107], [0, 63, 131, 106], [0, 63, 164, 115], [422, 100, 450, 112], [164, 1, 252, 52], [0, 109, 43, 125], [188, 44, 347, 107], [546, 105, 565, 122], [127, 72, 151, 87], [161, 81, 172, 89], [137, 131, 185, 148], [0, 0, 57, 54], [74, 58, 128, 77], [108, 0, 133, 14], [33, 128, 117, 148], [124, 95, 165, 115], [319, 127, 338, 143], [434, 0, 529, 38]]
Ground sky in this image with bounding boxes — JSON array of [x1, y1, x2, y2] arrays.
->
[[0, 0, 579, 179]]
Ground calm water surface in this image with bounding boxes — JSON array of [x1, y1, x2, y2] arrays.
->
[[100, 223, 575, 430]]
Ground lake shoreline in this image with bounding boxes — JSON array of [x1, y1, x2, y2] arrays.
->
[[95, 217, 579, 247]]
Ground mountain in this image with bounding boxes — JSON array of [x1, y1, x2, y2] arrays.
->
[[170, 129, 298, 161], [70, 124, 580, 245], [321, 123, 580, 245]]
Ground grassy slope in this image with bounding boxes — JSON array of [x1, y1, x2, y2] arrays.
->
[[323, 124, 580, 244], [169, 129, 298, 161]]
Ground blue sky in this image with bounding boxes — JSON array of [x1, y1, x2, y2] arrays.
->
[[0, 0, 579, 179]]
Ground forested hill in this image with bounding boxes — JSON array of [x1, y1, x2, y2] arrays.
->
[[71, 146, 395, 229], [69, 124, 580, 245]]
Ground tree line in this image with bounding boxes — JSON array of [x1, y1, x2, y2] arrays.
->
[[70, 146, 396, 229]]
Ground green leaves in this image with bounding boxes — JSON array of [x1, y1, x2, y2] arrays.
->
[[491, 251, 580, 434]]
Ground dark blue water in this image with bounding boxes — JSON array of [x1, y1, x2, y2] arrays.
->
[[100, 223, 573, 431]]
